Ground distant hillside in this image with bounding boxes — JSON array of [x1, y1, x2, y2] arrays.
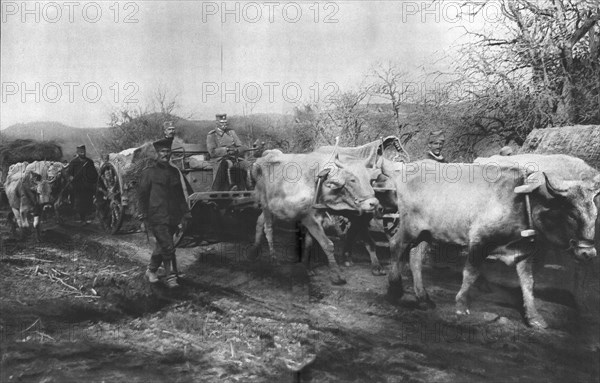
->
[[1, 119, 219, 158], [0, 114, 289, 158], [2, 122, 108, 160]]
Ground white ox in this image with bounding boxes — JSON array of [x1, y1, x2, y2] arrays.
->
[[250, 149, 380, 285], [4, 161, 67, 240]]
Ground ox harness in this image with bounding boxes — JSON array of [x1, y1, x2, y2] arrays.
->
[[501, 176, 539, 264], [312, 168, 331, 208], [311, 168, 373, 212]]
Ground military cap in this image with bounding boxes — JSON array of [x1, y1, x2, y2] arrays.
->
[[76, 144, 86, 150], [428, 130, 445, 141], [216, 113, 227, 122], [163, 120, 175, 129], [152, 138, 172, 151]]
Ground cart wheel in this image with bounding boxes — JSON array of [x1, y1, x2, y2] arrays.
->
[[96, 162, 124, 234]]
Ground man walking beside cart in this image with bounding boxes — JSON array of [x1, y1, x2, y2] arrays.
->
[[67, 145, 99, 224], [138, 138, 191, 288]]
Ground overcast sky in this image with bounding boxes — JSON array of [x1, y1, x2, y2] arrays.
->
[[1, 1, 494, 129]]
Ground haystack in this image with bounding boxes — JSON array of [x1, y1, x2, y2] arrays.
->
[[519, 125, 600, 169], [0, 139, 63, 183]]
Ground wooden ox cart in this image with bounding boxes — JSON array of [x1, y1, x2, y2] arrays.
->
[[95, 142, 262, 244]]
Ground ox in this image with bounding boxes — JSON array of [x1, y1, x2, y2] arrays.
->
[[475, 153, 600, 254], [5, 161, 67, 240], [383, 157, 599, 328], [314, 138, 402, 276], [251, 149, 380, 285]]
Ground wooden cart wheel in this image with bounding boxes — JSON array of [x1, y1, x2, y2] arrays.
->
[[173, 167, 193, 247], [96, 162, 124, 234]]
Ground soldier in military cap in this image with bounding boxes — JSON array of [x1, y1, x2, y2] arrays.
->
[[137, 138, 191, 288], [206, 113, 252, 190], [425, 130, 447, 163], [206, 114, 242, 157], [67, 144, 98, 224], [163, 120, 176, 142]]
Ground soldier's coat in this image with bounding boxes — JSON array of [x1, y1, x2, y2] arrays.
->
[[137, 161, 188, 226], [206, 128, 242, 159]]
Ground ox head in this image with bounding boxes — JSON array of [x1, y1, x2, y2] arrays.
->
[[370, 172, 397, 215], [515, 172, 600, 261], [25, 162, 65, 210], [319, 154, 379, 214]]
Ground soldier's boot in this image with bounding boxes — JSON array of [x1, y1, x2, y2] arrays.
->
[[156, 268, 167, 278], [145, 268, 159, 283], [163, 260, 179, 289], [171, 257, 185, 279], [225, 160, 235, 189]]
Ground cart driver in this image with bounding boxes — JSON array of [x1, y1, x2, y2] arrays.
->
[[206, 114, 252, 190]]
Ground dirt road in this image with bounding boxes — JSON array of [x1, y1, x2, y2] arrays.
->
[[1, 219, 598, 382]]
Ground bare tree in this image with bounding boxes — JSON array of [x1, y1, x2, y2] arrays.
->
[[242, 100, 259, 142], [326, 88, 371, 146], [292, 103, 338, 151], [457, 0, 600, 127], [151, 84, 179, 115], [368, 61, 413, 159], [102, 85, 185, 153]]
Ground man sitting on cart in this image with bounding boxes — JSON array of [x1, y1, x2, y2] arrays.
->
[[206, 113, 253, 191]]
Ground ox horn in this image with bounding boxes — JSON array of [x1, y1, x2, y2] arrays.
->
[[378, 157, 389, 176], [543, 173, 570, 199], [517, 172, 570, 200], [334, 153, 345, 169], [515, 171, 545, 194]]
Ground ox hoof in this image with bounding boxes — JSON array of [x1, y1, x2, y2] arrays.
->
[[387, 282, 404, 299], [344, 260, 354, 267], [527, 315, 548, 329], [330, 274, 347, 286], [455, 305, 470, 316], [371, 266, 387, 276]]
